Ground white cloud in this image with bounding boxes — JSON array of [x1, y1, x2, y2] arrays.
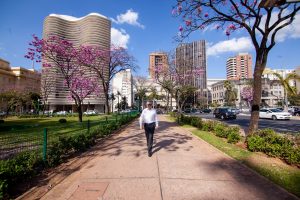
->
[[111, 9, 145, 29], [111, 28, 130, 48], [207, 37, 253, 56]]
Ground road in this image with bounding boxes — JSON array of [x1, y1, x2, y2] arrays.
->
[[189, 113, 300, 134]]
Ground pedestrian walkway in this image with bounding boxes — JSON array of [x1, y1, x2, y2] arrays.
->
[[33, 115, 298, 199]]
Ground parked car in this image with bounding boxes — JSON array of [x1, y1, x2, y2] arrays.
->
[[230, 108, 240, 114], [293, 108, 300, 116], [259, 108, 291, 120], [213, 108, 237, 120], [56, 111, 68, 115], [202, 108, 212, 113], [84, 110, 97, 115], [184, 108, 191, 113]]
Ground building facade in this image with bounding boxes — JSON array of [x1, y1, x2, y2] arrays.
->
[[111, 69, 133, 111], [0, 58, 41, 93], [43, 13, 111, 112], [175, 40, 207, 105], [226, 53, 253, 80], [149, 52, 168, 80], [207, 78, 226, 105], [211, 78, 284, 108]]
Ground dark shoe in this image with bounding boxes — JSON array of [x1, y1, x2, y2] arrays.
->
[[148, 151, 152, 157]]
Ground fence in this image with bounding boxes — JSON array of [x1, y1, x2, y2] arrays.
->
[[0, 111, 139, 160]]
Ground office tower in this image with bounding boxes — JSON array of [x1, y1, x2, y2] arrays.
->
[[175, 40, 207, 104], [226, 53, 253, 80], [111, 69, 133, 110], [42, 13, 111, 112], [149, 52, 168, 80]]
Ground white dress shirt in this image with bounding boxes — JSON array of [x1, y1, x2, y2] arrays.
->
[[139, 108, 158, 127]]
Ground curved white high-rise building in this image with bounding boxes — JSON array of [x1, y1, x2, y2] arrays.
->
[[42, 13, 111, 113]]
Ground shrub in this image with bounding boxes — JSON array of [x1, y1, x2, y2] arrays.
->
[[246, 129, 300, 165], [247, 135, 267, 152], [0, 151, 43, 197], [58, 118, 67, 123], [227, 131, 241, 144], [201, 120, 216, 132], [0, 119, 4, 124], [214, 123, 228, 138], [190, 117, 199, 127]]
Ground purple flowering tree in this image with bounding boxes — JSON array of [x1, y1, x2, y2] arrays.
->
[[241, 86, 253, 108], [173, 0, 300, 133], [79, 45, 137, 114], [26, 35, 100, 122]]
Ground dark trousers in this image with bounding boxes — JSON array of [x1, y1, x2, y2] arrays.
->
[[144, 122, 156, 153]]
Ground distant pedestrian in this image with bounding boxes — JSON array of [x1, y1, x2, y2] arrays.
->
[[139, 101, 158, 157]]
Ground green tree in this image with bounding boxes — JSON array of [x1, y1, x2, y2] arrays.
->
[[272, 72, 300, 110], [134, 76, 148, 111], [224, 81, 238, 107]]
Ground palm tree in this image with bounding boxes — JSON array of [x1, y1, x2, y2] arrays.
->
[[272, 72, 300, 111], [224, 80, 237, 107]]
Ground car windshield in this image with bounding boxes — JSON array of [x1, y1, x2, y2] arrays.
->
[[269, 109, 282, 112]]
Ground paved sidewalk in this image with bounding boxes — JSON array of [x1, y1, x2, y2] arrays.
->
[[37, 115, 297, 200]]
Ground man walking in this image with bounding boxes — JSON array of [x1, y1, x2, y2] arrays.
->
[[139, 101, 158, 157]]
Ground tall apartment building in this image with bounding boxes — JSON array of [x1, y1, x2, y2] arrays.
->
[[0, 58, 41, 93], [111, 69, 133, 110], [175, 40, 207, 104], [226, 53, 253, 80], [149, 52, 168, 79], [43, 13, 111, 112]]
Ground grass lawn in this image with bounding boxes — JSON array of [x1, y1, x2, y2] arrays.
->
[[0, 113, 130, 158], [168, 117, 300, 197]]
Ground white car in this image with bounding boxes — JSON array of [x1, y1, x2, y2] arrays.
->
[[259, 108, 292, 120], [56, 111, 68, 115], [84, 110, 97, 115]]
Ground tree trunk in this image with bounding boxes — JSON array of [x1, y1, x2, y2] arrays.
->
[[105, 93, 110, 114], [77, 102, 83, 122], [248, 61, 265, 134]]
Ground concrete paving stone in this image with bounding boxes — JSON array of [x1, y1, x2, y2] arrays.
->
[[158, 154, 236, 181], [99, 178, 162, 200], [80, 155, 158, 179]]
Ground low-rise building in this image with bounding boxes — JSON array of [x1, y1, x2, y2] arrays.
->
[[0, 58, 41, 93], [211, 78, 284, 108]]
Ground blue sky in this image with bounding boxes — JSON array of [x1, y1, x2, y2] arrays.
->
[[0, 0, 300, 79]]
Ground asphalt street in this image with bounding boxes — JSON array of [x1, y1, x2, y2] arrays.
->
[[189, 113, 300, 134]]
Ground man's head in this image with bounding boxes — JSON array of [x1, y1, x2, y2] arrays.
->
[[147, 101, 153, 108]]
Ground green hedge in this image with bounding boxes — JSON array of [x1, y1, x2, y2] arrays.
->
[[178, 115, 241, 144], [247, 129, 300, 165]]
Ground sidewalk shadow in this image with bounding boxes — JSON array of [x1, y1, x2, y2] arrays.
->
[[93, 118, 193, 158]]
